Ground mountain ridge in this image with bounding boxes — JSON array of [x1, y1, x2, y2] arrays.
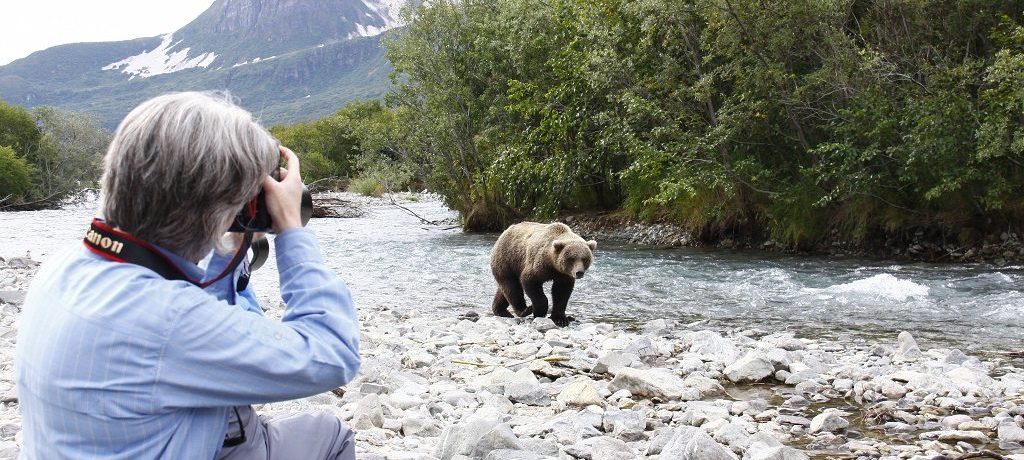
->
[[0, 0, 405, 128]]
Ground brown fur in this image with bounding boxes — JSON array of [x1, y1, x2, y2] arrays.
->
[[490, 222, 596, 327]]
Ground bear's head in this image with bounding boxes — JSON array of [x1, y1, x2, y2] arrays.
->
[[552, 237, 597, 279]]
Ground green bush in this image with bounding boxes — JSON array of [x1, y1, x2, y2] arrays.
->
[[347, 176, 384, 197], [0, 146, 32, 203]]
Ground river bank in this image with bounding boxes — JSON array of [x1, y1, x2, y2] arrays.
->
[[0, 255, 1022, 459], [560, 212, 1024, 266]]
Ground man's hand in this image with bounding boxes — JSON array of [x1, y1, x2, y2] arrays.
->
[[262, 146, 304, 234]]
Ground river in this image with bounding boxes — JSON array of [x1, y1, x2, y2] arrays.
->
[[1, 195, 1021, 353]]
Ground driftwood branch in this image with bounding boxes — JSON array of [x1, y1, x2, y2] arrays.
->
[[305, 176, 348, 192], [0, 191, 67, 211], [386, 192, 444, 225], [311, 196, 365, 218]]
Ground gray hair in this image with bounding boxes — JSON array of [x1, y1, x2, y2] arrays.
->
[[101, 92, 278, 262]]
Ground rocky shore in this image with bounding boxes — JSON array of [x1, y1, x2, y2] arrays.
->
[[0, 255, 1021, 459]]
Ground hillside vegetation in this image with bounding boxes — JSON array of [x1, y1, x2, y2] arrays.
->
[[277, 0, 1024, 251], [0, 100, 109, 209]]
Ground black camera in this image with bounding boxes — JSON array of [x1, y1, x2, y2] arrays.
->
[[228, 185, 313, 233]]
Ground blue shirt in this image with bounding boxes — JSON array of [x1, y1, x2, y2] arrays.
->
[[15, 228, 360, 459]]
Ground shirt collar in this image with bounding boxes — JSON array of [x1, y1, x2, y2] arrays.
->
[[151, 243, 206, 282]]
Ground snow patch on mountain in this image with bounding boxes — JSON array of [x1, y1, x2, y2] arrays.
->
[[102, 34, 217, 79], [364, 0, 406, 27], [232, 55, 278, 68], [349, 0, 407, 38]]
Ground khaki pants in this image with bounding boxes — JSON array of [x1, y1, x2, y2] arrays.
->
[[216, 406, 355, 460]]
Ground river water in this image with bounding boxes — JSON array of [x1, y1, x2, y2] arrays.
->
[[1, 196, 1021, 352]]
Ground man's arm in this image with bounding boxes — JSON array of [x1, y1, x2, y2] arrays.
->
[[153, 228, 360, 409]]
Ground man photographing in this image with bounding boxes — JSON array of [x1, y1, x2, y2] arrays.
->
[[15, 92, 360, 459]]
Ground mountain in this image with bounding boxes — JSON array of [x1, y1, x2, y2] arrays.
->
[[0, 0, 407, 129]]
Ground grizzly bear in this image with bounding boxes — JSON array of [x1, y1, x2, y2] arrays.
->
[[490, 222, 596, 327]]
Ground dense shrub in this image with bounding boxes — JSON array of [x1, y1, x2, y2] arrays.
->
[[379, 0, 1024, 244]]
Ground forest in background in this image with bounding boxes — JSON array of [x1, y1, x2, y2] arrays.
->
[[0, 101, 109, 210], [273, 0, 1024, 251], [3, 0, 1024, 253]]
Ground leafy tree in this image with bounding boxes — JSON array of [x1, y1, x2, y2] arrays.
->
[[28, 107, 109, 201], [0, 99, 41, 156], [0, 146, 32, 205]]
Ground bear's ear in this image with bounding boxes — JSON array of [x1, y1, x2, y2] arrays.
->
[[587, 240, 597, 251], [553, 240, 566, 252]]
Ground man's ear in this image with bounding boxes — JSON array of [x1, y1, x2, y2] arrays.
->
[[553, 240, 566, 252], [587, 240, 597, 251]]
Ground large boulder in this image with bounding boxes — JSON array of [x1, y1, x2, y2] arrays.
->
[[434, 409, 502, 459], [723, 352, 775, 383], [609, 368, 692, 401]]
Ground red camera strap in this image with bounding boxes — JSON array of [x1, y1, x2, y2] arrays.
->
[[83, 219, 251, 290]]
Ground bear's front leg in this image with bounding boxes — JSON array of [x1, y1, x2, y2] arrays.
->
[[550, 279, 576, 327], [523, 281, 548, 318]]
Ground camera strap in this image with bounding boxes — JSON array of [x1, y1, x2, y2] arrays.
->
[[83, 218, 252, 291]]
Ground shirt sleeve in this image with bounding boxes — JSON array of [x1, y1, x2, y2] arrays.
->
[[152, 228, 361, 409]]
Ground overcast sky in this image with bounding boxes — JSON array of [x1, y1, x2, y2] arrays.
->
[[0, 0, 214, 65]]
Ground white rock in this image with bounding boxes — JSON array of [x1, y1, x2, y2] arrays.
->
[[556, 380, 604, 407], [443, 390, 477, 408], [945, 348, 969, 364], [683, 374, 725, 398], [643, 319, 673, 336], [809, 410, 849, 434], [880, 380, 907, 399], [547, 410, 602, 445], [919, 430, 990, 445], [592, 352, 635, 375], [352, 394, 385, 430], [946, 366, 996, 394], [485, 367, 519, 391], [484, 450, 555, 460], [894, 331, 922, 360], [724, 352, 775, 383], [402, 349, 435, 368], [532, 317, 557, 332], [601, 408, 646, 441], [748, 446, 810, 460], [711, 422, 749, 449], [401, 415, 441, 437], [434, 408, 502, 459], [590, 436, 640, 460], [659, 425, 738, 460], [677, 355, 705, 375], [941, 414, 973, 429], [609, 367, 689, 401], [504, 380, 550, 406], [471, 424, 523, 458], [685, 331, 740, 364], [998, 423, 1024, 443], [625, 336, 658, 357]]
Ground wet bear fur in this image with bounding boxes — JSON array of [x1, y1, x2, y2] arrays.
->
[[490, 222, 596, 327]]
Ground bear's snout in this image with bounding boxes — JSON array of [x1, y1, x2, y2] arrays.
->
[[575, 270, 585, 279]]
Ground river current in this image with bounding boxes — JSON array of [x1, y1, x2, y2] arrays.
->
[[1, 196, 1021, 352]]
